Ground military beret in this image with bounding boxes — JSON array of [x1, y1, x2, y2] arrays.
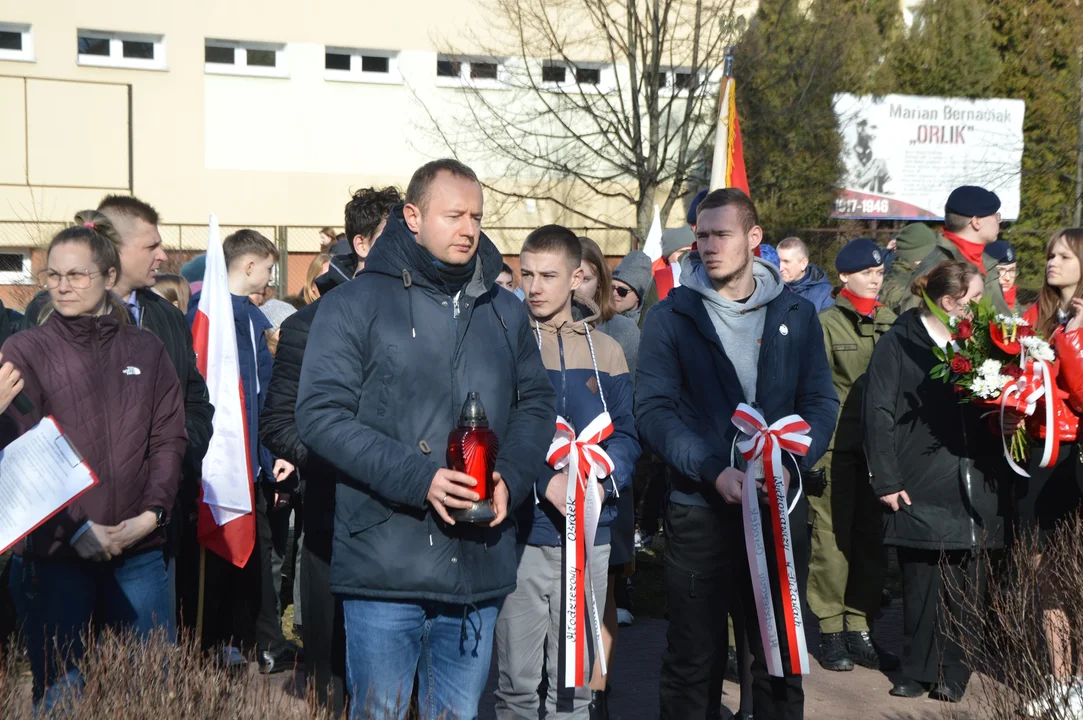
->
[[835, 238, 885, 274], [687, 190, 709, 226], [984, 240, 1016, 265], [945, 185, 1001, 218]]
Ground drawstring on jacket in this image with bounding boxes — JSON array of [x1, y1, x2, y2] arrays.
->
[[533, 317, 618, 498], [401, 270, 416, 338]]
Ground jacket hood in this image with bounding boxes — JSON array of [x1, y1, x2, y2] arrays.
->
[[898, 307, 936, 346], [364, 204, 502, 297], [680, 253, 784, 316], [790, 263, 831, 290], [535, 296, 601, 336], [314, 253, 358, 295]]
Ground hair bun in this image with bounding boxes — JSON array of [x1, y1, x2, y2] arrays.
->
[[909, 274, 931, 298]]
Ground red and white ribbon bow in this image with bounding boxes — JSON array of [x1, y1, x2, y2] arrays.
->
[[731, 403, 812, 677], [546, 412, 614, 688], [999, 356, 1057, 477]]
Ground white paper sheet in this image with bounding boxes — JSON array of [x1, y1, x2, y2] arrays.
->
[[0, 416, 96, 554]]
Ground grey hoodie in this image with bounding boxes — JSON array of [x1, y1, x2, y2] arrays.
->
[[680, 255, 785, 404]]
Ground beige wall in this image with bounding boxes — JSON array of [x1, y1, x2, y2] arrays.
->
[[0, 0, 754, 259]]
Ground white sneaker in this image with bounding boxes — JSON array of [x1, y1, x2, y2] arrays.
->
[[1023, 677, 1082, 718], [634, 529, 653, 552], [220, 645, 248, 669], [616, 608, 634, 626]]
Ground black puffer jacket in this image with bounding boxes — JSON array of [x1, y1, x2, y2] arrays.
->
[[863, 309, 1011, 550], [259, 298, 338, 559], [295, 206, 557, 604]]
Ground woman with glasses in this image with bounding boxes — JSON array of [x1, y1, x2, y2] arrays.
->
[[1, 211, 187, 711]]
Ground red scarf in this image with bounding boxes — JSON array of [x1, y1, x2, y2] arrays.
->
[[1003, 285, 1017, 309], [942, 231, 987, 275], [839, 287, 881, 317]]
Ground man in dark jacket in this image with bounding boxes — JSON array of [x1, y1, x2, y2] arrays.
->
[[295, 159, 556, 720], [20, 195, 213, 630], [259, 186, 402, 714], [636, 189, 838, 720], [777, 236, 835, 313], [314, 186, 403, 295]]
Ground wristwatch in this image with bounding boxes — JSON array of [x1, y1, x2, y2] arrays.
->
[[150, 506, 167, 529]]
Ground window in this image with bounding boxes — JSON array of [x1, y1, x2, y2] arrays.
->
[[325, 52, 350, 71], [204, 39, 288, 78], [205, 45, 234, 64], [77, 30, 166, 70], [436, 59, 460, 77], [324, 47, 401, 84], [542, 64, 566, 83], [0, 23, 33, 62], [436, 55, 506, 87], [675, 72, 696, 90], [575, 67, 601, 85], [470, 62, 498, 80], [361, 55, 388, 73], [0, 252, 33, 285]]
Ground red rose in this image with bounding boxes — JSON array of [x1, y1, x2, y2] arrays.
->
[[952, 319, 974, 341], [1017, 325, 1036, 339], [950, 354, 973, 374], [1003, 364, 1024, 379]]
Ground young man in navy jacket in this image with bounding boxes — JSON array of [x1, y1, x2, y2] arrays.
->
[[636, 189, 838, 720], [494, 226, 639, 718]]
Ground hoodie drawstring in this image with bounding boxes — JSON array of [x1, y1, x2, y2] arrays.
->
[[534, 318, 618, 498], [401, 270, 416, 338]]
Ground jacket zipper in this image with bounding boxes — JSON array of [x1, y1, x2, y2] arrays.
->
[[93, 317, 118, 527]]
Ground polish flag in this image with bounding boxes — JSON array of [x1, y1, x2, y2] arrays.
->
[[710, 76, 749, 195], [191, 214, 255, 567]]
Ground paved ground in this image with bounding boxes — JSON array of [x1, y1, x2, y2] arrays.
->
[[473, 604, 986, 720]]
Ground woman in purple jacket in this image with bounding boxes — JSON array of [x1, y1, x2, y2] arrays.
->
[[2, 211, 187, 710]]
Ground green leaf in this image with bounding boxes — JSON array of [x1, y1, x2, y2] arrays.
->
[[923, 291, 952, 326]]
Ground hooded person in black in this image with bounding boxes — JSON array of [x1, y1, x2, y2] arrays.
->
[[294, 160, 555, 720]]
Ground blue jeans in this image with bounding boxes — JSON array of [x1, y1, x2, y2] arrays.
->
[[9, 548, 174, 711], [342, 597, 499, 720]]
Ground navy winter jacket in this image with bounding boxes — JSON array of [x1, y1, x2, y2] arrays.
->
[[635, 283, 839, 509], [519, 300, 640, 547], [787, 264, 835, 314], [187, 292, 275, 481], [294, 206, 557, 605]]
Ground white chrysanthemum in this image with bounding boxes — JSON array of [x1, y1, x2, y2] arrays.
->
[[997, 315, 1029, 327], [1021, 337, 1055, 363], [969, 377, 1000, 399], [978, 359, 1002, 378]]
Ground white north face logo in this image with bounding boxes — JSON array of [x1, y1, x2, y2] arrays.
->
[[123, 366, 141, 376]]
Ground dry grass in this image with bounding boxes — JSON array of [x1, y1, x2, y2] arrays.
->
[[944, 513, 1083, 720]]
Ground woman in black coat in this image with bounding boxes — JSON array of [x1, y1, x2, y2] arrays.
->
[[863, 260, 1011, 703]]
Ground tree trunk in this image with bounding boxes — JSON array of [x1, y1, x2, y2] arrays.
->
[[636, 191, 658, 247], [1075, 48, 1083, 226]]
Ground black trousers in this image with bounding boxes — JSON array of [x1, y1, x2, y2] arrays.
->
[[256, 483, 289, 650], [200, 485, 284, 653], [660, 499, 808, 720], [300, 532, 347, 716], [896, 547, 983, 689]]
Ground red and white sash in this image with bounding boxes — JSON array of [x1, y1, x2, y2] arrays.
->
[[731, 403, 812, 677], [546, 412, 614, 688]]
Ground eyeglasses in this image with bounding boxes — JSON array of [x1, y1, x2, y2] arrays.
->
[[38, 270, 103, 290], [613, 286, 632, 298]]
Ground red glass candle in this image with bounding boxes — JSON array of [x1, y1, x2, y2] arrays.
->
[[446, 392, 499, 523]]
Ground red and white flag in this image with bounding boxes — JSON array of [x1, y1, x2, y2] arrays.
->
[[191, 213, 256, 568]]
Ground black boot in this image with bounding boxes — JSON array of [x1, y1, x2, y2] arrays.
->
[[889, 677, 927, 698], [589, 689, 609, 720], [845, 630, 900, 671], [819, 632, 854, 671]]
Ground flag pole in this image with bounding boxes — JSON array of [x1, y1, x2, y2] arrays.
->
[[195, 545, 206, 645]]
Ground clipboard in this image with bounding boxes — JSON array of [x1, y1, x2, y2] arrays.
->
[[0, 415, 100, 555]]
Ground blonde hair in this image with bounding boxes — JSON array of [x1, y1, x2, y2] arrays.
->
[[152, 274, 192, 313], [39, 210, 129, 325], [304, 253, 332, 305]]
